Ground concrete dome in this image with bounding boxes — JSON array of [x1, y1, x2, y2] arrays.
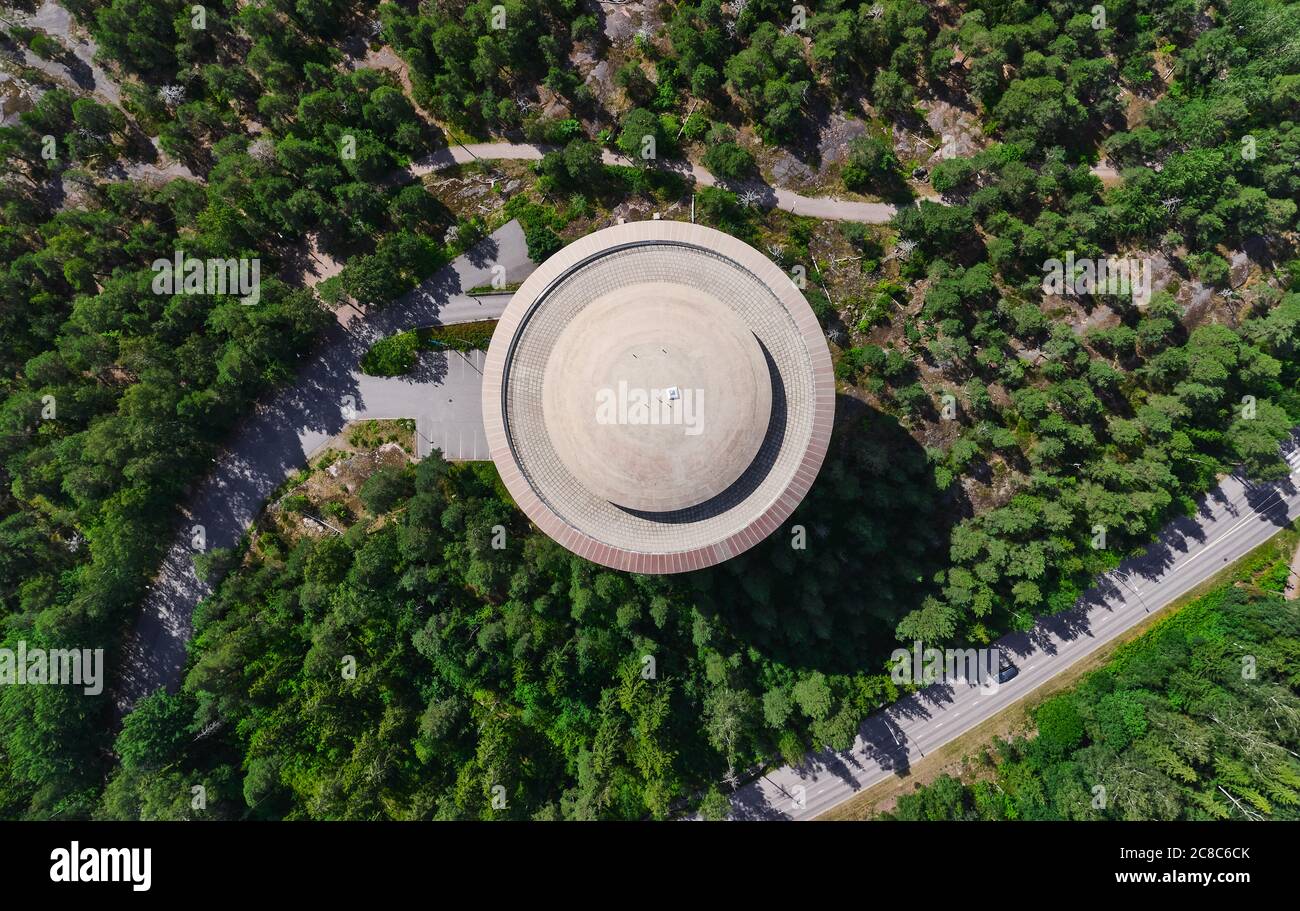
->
[[541, 281, 773, 513], [483, 220, 834, 574]]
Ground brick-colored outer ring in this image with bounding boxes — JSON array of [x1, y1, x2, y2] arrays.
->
[[482, 220, 835, 573]]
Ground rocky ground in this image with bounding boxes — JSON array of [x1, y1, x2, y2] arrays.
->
[[263, 429, 414, 550]]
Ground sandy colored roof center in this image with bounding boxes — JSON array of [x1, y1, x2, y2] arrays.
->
[[542, 281, 772, 512], [483, 220, 834, 574]]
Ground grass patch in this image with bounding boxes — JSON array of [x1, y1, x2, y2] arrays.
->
[[420, 320, 495, 352], [360, 321, 497, 375], [467, 282, 522, 295], [347, 419, 416, 454]]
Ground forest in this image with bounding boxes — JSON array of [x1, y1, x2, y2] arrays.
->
[[0, 0, 1296, 819], [884, 576, 1300, 821]]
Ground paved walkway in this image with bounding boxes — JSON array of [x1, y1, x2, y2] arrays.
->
[[114, 220, 533, 712]]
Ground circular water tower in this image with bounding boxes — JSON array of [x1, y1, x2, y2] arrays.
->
[[483, 220, 834, 573]]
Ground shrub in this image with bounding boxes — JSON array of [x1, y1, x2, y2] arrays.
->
[[691, 64, 721, 97], [695, 187, 757, 241], [842, 136, 900, 193], [1187, 252, 1231, 287], [702, 141, 756, 179], [681, 111, 710, 142], [361, 331, 419, 376], [571, 14, 599, 40], [1034, 696, 1085, 758], [930, 157, 976, 194], [616, 108, 662, 161], [359, 467, 414, 515], [524, 223, 564, 261], [29, 33, 63, 61]]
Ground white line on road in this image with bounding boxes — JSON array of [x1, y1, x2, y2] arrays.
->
[[727, 461, 1300, 821]]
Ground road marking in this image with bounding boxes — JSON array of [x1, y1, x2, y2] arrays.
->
[[734, 441, 1299, 819], [1119, 487, 1284, 598]]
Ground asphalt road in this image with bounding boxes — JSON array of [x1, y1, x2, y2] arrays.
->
[[113, 220, 533, 713], [729, 438, 1300, 820]]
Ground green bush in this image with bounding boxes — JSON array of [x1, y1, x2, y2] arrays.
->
[[29, 34, 63, 61], [1187, 252, 1231, 287], [842, 136, 900, 193], [681, 111, 710, 142], [361, 331, 419, 376], [930, 158, 976, 194], [694, 187, 757, 241], [571, 14, 599, 41], [542, 117, 583, 145], [281, 494, 311, 513], [359, 467, 414, 515], [524, 224, 564, 261], [322, 501, 351, 522], [1034, 696, 1084, 758], [616, 108, 662, 161], [702, 142, 756, 180]]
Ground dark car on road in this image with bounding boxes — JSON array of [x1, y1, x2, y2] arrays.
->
[[997, 662, 1020, 684]]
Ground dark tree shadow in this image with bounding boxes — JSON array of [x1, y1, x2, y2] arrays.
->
[[677, 395, 968, 675]]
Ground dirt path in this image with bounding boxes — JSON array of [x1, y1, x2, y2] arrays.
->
[[411, 142, 903, 223], [14, 0, 121, 106]]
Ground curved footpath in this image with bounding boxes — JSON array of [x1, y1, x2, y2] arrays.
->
[[114, 220, 534, 711], [13, 0, 1110, 217], [12, 2, 888, 211], [730, 441, 1300, 820], [411, 142, 901, 223]]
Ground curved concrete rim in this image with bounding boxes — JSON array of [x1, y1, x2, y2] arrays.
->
[[483, 220, 835, 574]]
